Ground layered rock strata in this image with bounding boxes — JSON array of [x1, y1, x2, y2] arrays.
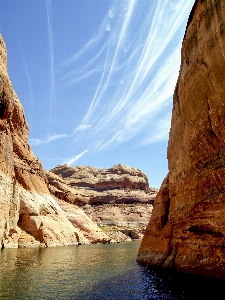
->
[[51, 164, 149, 190], [47, 164, 156, 242], [0, 34, 107, 248], [55, 199, 110, 244], [83, 203, 153, 240], [138, 0, 225, 279], [47, 164, 156, 205]]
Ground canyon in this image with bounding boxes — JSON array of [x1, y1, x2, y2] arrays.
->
[[3, 0, 225, 281], [138, 0, 225, 279], [0, 33, 116, 248], [0, 34, 155, 248]]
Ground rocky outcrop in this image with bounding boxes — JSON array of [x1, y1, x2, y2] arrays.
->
[[83, 203, 152, 239], [55, 199, 110, 244], [50, 164, 149, 190], [138, 0, 225, 279], [83, 203, 153, 240], [0, 34, 109, 248], [47, 164, 156, 206], [83, 203, 153, 226], [104, 230, 132, 243], [47, 164, 156, 242]]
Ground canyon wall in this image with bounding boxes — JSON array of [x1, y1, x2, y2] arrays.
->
[[0, 34, 108, 248], [137, 0, 225, 279]]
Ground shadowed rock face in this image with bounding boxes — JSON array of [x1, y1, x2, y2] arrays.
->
[[0, 34, 109, 248], [138, 0, 225, 279]]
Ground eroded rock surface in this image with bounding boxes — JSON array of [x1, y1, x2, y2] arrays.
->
[[55, 199, 110, 244], [47, 164, 156, 242], [46, 164, 158, 242], [83, 203, 153, 240], [138, 0, 225, 279], [51, 164, 148, 190], [47, 164, 156, 205]]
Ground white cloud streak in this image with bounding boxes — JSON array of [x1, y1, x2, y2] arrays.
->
[[30, 133, 68, 146], [141, 112, 172, 145], [65, 150, 89, 165], [59, 0, 195, 151], [74, 124, 92, 132]]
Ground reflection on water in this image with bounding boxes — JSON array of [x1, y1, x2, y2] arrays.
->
[[0, 241, 225, 299], [0, 241, 140, 299]]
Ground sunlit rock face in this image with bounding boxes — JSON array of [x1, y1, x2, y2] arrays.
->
[[138, 0, 225, 279], [50, 164, 149, 191], [47, 164, 156, 242], [55, 199, 111, 244], [47, 164, 155, 206], [0, 34, 89, 248]]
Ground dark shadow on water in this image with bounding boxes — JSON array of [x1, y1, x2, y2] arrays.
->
[[76, 264, 225, 300]]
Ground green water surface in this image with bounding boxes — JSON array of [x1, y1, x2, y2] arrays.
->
[[0, 241, 141, 299]]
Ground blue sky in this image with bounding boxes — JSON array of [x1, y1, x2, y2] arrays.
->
[[0, 0, 195, 188]]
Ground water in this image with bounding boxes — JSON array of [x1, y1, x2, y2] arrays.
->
[[0, 241, 225, 300]]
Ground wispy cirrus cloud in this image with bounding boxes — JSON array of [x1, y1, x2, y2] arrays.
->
[[30, 133, 68, 146], [65, 149, 89, 165], [61, 5, 116, 68], [59, 0, 194, 153], [74, 124, 92, 132], [140, 111, 172, 146]]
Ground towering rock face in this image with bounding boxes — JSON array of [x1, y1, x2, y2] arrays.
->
[[138, 0, 225, 279], [0, 34, 92, 248]]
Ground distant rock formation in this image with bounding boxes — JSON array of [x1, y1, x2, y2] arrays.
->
[[138, 0, 225, 279], [83, 203, 153, 240], [0, 34, 108, 248], [47, 164, 156, 242], [47, 164, 156, 205]]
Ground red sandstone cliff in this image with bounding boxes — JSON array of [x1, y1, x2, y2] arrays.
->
[[137, 0, 225, 279], [0, 34, 109, 247]]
